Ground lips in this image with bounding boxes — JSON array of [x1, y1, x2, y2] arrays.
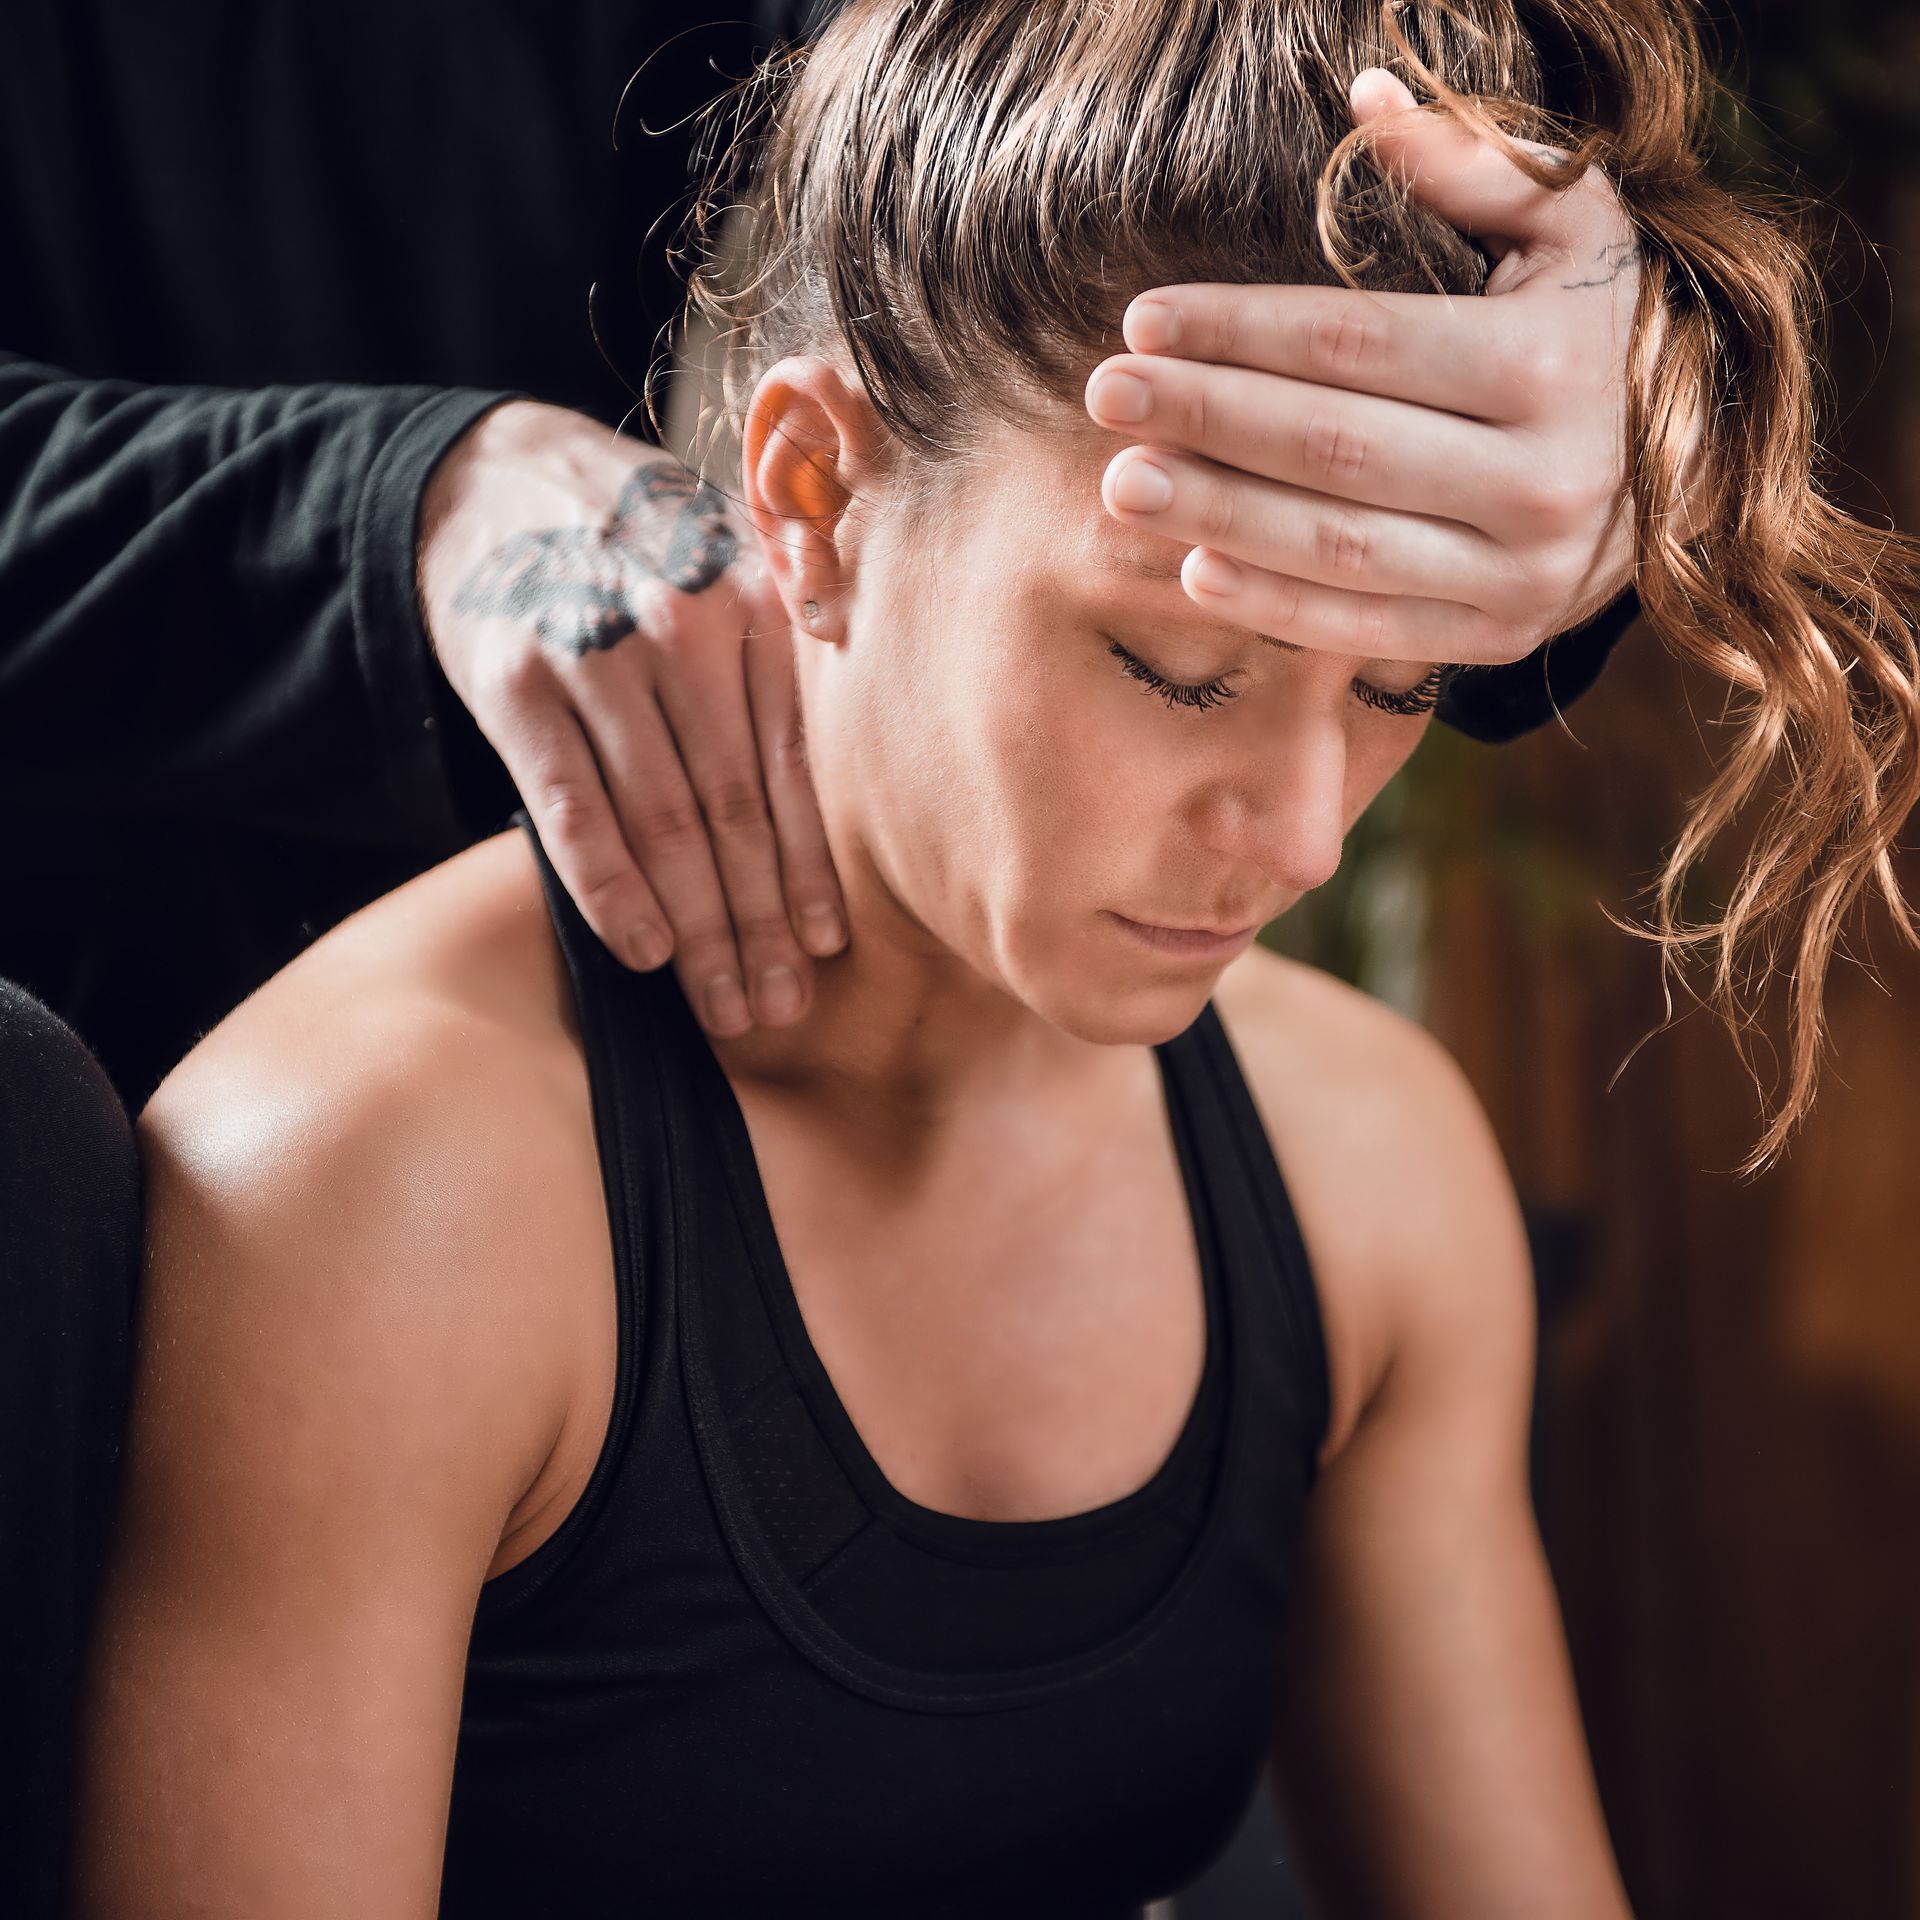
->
[[1103, 910, 1262, 960], [1152, 919, 1259, 938]]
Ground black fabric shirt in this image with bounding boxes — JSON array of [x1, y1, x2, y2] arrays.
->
[[0, 2, 793, 1101], [437, 815, 1330, 1916], [0, 0, 1632, 1101]]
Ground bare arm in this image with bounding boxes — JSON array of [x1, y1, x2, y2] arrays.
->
[[70, 1001, 575, 1918], [1265, 1029, 1632, 1918]]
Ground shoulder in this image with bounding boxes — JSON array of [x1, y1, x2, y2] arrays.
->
[[137, 826, 607, 1527], [1210, 944, 1533, 1468], [82, 832, 609, 1906]]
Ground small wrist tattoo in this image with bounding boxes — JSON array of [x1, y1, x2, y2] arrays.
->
[[1561, 238, 1646, 292]]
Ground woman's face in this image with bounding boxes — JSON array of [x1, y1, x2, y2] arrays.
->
[[760, 377, 1442, 1048]]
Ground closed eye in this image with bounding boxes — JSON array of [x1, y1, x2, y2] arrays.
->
[[1354, 664, 1461, 718], [1109, 640, 1459, 718], [1107, 640, 1238, 711]]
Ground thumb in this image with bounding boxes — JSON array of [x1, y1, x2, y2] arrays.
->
[[1346, 64, 1598, 267], [1349, 66, 1419, 124]]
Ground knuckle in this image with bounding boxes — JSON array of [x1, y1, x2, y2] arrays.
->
[[1258, 572, 1305, 632], [628, 794, 707, 847], [643, 619, 701, 670], [1578, 165, 1623, 212], [762, 716, 811, 782], [1302, 410, 1369, 488], [1204, 294, 1243, 364], [1180, 379, 1211, 447], [1352, 593, 1390, 655], [488, 644, 550, 709], [702, 776, 773, 836], [1314, 505, 1371, 581], [572, 862, 637, 918], [1545, 546, 1597, 611], [537, 779, 600, 845], [1513, 332, 1571, 400], [1197, 481, 1238, 544], [1307, 303, 1382, 380], [1525, 474, 1596, 536]]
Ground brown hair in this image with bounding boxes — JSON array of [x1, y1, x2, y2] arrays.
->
[[667, 0, 1920, 1175]]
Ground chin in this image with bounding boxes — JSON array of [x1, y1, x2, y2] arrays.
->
[[1017, 968, 1218, 1049]]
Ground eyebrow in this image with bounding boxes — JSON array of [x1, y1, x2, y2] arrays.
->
[[1110, 553, 1307, 653]]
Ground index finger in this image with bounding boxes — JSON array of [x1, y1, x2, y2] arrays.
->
[[1122, 283, 1559, 424]]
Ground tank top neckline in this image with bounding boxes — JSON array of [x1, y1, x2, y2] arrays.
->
[[663, 981, 1253, 1709], [681, 1000, 1232, 1558]]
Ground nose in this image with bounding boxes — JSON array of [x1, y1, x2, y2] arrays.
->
[[1197, 725, 1348, 898]]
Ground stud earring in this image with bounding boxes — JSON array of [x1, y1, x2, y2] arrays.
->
[[802, 599, 821, 623]]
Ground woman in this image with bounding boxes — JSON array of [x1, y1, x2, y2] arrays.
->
[[74, 0, 1918, 1914]]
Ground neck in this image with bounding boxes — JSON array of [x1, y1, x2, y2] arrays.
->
[[709, 843, 1092, 1138]]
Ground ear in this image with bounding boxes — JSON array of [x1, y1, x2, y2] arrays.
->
[[740, 357, 886, 636]]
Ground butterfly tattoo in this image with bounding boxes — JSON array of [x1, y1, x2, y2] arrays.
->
[[453, 463, 739, 657]]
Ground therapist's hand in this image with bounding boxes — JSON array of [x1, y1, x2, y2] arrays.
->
[[1086, 68, 1684, 666], [419, 399, 846, 1039]]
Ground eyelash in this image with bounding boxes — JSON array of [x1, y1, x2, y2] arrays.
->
[[1106, 640, 1457, 719], [1109, 640, 1237, 711]]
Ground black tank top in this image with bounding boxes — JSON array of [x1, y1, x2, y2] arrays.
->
[[438, 815, 1332, 1918]]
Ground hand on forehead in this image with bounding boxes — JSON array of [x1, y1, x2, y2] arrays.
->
[[1084, 68, 1646, 671]]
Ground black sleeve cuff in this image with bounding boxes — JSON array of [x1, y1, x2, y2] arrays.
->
[[1435, 587, 1641, 745], [348, 385, 524, 849]]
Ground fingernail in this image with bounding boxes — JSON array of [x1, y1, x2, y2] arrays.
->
[[1127, 299, 1182, 353], [1110, 457, 1174, 515], [800, 903, 847, 955], [626, 923, 671, 971], [704, 975, 751, 1035], [1191, 551, 1246, 597], [1089, 369, 1153, 424], [1349, 68, 1406, 121], [757, 966, 804, 1024]]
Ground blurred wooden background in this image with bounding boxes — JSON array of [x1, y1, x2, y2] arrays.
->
[[1441, 8, 1920, 1911]]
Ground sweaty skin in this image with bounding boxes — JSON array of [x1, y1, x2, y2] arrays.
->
[[75, 376, 1633, 1920]]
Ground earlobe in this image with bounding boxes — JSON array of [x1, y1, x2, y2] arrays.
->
[[741, 357, 875, 630]]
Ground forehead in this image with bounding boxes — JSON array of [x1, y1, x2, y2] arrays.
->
[[954, 415, 1185, 586], [949, 413, 1300, 649]]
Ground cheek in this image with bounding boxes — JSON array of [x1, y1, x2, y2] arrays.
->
[[963, 642, 1159, 894], [847, 623, 1130, 976], [1343, 718, 1431, 824], [824, 600, 1064, 922]]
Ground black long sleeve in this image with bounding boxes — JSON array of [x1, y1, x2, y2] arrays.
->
[[0, 359, 522, 1098], [1436, 585, 1642, 744], [0, 355, 511, 844]]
